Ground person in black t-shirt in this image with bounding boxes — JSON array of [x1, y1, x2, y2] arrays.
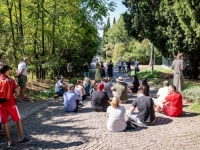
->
[[107, 60, 113, 80], [83, 62, 89, 77], [126, 60, 132, 76], [126, 90, 155, 125], [127, 75, 139, 93]]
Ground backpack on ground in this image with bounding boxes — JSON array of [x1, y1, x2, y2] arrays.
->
[[0, 78, 12, 103]]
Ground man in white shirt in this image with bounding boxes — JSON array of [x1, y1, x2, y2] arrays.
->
[[154, 80, 169, 106], [17, 57, 29, 101]]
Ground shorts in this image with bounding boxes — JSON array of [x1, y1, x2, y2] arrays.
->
[[18, 75, 27, 88], [0, 105, 21, 124], [107, 71, 113, 77]]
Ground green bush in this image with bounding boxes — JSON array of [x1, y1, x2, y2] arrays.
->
[[182, 86, 200, 103]]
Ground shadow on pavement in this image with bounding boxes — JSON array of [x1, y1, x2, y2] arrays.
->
[[181, 111, 200, 117], [154, 117, 173, 126]]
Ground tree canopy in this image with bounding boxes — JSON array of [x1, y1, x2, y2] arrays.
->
[[0, 0, 116, 79], [122, 0, 200, 78]]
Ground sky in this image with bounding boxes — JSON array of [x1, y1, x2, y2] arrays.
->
[[98, 0, 127, 37]]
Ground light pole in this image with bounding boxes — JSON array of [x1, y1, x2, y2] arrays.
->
[[151, 43, 154, 74]]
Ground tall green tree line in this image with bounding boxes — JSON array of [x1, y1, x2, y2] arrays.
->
[[0, 0, 116, 79], [123, 0, 200, 78]]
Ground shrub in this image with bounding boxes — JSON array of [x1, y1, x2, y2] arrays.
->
[[182, 86, 200, 103]]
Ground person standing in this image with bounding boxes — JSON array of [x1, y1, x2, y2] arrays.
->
[[134, 59, 139, 75], [126, 60, 132, 76], [171, 53, 185, 92], [83, 62, 90, 77], [100, 61, 106, 80], [17, 57, 29, 102], [118, 61, 122, 73], [107, 60, 113, 81], [67, 62, 73, 80], [0, 64, 30, 146], [95, 62, 101, 81]]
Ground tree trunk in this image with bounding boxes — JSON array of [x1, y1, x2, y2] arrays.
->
[[189, 53, 199, 79]]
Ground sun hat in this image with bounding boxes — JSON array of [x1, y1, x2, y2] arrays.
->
[[116, 76, 124, 82], [97, 83, 104, 91]]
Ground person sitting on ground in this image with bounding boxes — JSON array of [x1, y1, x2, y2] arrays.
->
[[55, 76, 68, 95], [63, 84, 82, 113], [106, 97, 127, 132], [153, 80, 169, 106], [83, 77, 91, 97], [75, 80, 85, 107], [90, 80, 96, 98], [0, 64, 30, 146], [111, 76, 128, 104], [102, 77, 113, 97], [126, 89, 155, 126], [139, 78, 150, 96], [127, 75, 139, 94], [91, 83, 110, 112], [156, 85, 183, 117]]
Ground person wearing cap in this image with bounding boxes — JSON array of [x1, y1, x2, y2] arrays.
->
[[55, 76, 68, 95], [91, 83, 110, 112], [0, 64, 30, 146], [111, 76, 128, 104], [17, 57, 29, 102], [63, 84, 82, 112]]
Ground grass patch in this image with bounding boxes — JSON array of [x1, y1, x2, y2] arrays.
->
[[188, 103, 200, 113]]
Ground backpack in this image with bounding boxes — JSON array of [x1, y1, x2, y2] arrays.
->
[[0, 78, 12, 103]]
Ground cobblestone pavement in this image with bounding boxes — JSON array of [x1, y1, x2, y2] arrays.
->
[[0, 67, 200, 150]]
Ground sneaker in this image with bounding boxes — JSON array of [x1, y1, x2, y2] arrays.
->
[[19, 137, 30, 143], [7, 142, 15, 147], [21, 97, 29, 102], [79, 103, 84, 107]]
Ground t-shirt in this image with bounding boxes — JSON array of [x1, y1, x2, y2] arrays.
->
[[118, 62, 122, 67], [107, 106, 127, 132], [107, 63, 113, 72], [91, 91, 110, 112], [0, 75, 18, 107], [132, 96, 155, 124], [157, 86, 169, 102], [55, 80, 64, 92], [103, 82, 112, 97], [18, 61, 28, 76], [83, 64, 89, 72], [127, 61, 131, 68], [165, 92, 182, 117], [112, 83, 128, 101], [134, 61, 139, 68], [131, 81, 139, 93], [63, 91, 82, 112]]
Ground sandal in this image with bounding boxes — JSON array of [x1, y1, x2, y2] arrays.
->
[[19, 137, 30, 143]]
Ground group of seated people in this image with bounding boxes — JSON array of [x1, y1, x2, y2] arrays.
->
[[55, 75, 183, 132]]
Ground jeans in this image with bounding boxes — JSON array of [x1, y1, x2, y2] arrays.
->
[[84, 72, 89, 77]]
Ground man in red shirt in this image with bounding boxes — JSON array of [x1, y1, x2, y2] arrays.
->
[[0, 64, 29, 146], [157, 85, 182, 117]]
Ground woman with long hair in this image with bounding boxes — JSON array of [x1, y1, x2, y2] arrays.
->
[[139, 78, 150, 96]]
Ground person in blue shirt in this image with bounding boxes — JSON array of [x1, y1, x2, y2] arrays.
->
[[63, 84, 82, 112], [55, 76, 68, 95]]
